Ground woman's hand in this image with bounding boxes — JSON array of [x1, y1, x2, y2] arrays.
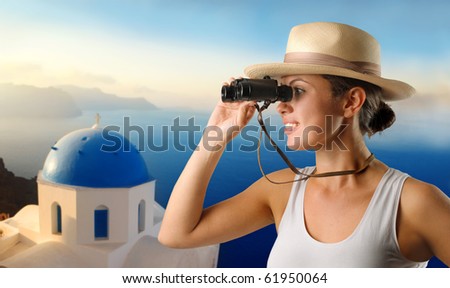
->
[[206, 79, 256, 144]]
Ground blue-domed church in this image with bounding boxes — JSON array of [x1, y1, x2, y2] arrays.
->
[[0, 119, 218, 267]]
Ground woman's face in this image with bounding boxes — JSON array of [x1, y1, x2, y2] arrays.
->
[[278, 74, 346, 151]]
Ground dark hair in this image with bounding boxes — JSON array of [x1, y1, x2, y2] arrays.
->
[[322, 75, 396, 136]]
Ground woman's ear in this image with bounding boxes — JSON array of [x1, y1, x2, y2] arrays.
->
[[343, 87, 366, 118]]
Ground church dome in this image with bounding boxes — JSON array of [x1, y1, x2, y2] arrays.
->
[[41, 126, 153, 188]]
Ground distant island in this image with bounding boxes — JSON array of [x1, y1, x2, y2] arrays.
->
[[0, 83, 81, 118], [0, 83, 157, 119]]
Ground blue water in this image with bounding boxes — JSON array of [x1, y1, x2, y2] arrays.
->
[[130, 110, 450, 268], [1, 109, 448, 268]]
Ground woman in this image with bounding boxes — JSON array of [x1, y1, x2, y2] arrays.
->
[[158, 22, 450, 267]]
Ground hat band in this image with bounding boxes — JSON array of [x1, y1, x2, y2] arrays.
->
[[284, 52, 381, 76]]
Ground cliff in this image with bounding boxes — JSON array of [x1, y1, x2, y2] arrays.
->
[[0, 158, 37, 217]]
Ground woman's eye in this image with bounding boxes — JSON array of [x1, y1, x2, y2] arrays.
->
[[294, 88, 305, 97]]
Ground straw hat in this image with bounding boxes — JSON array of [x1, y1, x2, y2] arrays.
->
[[244, 22, 414, 101]]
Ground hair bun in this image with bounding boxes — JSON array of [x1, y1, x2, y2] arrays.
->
[[368, 101, 396, 135]]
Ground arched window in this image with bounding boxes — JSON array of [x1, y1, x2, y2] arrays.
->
[[94, 205, 109, 240], [51, 202, 62, 234], [138, 200, 145, 233]]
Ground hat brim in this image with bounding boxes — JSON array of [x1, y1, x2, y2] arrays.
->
[[244, 63, 415, 101]]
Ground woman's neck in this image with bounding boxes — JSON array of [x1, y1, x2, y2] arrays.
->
[[313, 132, 373, 189]]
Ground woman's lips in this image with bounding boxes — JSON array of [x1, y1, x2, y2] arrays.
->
[[284, 122, 300, 134]]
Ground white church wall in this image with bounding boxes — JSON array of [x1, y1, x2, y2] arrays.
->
[[76, 186, 129, 245], [127, 181, 155, 241], [37, 176, 78, 245], [84, 180, 158, 268]]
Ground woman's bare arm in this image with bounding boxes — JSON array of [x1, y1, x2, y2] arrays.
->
[[158, 101, 277, 248], [398, 178, 450, 266]]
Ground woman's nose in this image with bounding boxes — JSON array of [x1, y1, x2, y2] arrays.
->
[[276, 101, 293, 116]]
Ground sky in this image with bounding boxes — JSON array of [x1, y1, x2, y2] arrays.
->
[[0, 0, 449, 111]]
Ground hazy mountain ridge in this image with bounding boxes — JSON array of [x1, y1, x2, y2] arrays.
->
[[0, 83, 82, 118], [0, 83, 157, 119], [57, 85, 158, 111]]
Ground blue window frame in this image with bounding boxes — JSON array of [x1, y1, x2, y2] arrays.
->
[[52, 202, 62, 235], [94, 207, 108, 239], [138, 200, 145, 233], [56, 205, 62, 233]]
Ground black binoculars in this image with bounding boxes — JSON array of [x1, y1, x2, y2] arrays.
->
[[221, 78, 292, 103]]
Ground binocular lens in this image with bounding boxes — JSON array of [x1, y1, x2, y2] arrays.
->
[[221, 86, 237, 102]]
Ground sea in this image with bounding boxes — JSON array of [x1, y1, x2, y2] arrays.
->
[[0, 108, 448, 268]]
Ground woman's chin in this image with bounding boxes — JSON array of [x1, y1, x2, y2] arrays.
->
[[286, 141, 305, 151], [286, 139, 322, 151]]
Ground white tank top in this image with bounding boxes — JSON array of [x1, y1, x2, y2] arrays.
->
[[267, 167, 428, 268]]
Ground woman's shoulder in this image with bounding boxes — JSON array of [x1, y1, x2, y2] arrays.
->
[[254, 168, 301, 228], [250, 168, 298, 192], [402, 175, 445, 204], [371, 163, 447, 215], [397, 171, 450, 264], [264, 166, 315, 181], [400, 174, 449, 224], [252, 166, 314, 191], [377, 165, 440, 198]]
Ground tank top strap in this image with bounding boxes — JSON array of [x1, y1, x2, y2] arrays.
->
[[276, 166, 315, 234], [362, 168, 409, 237]]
